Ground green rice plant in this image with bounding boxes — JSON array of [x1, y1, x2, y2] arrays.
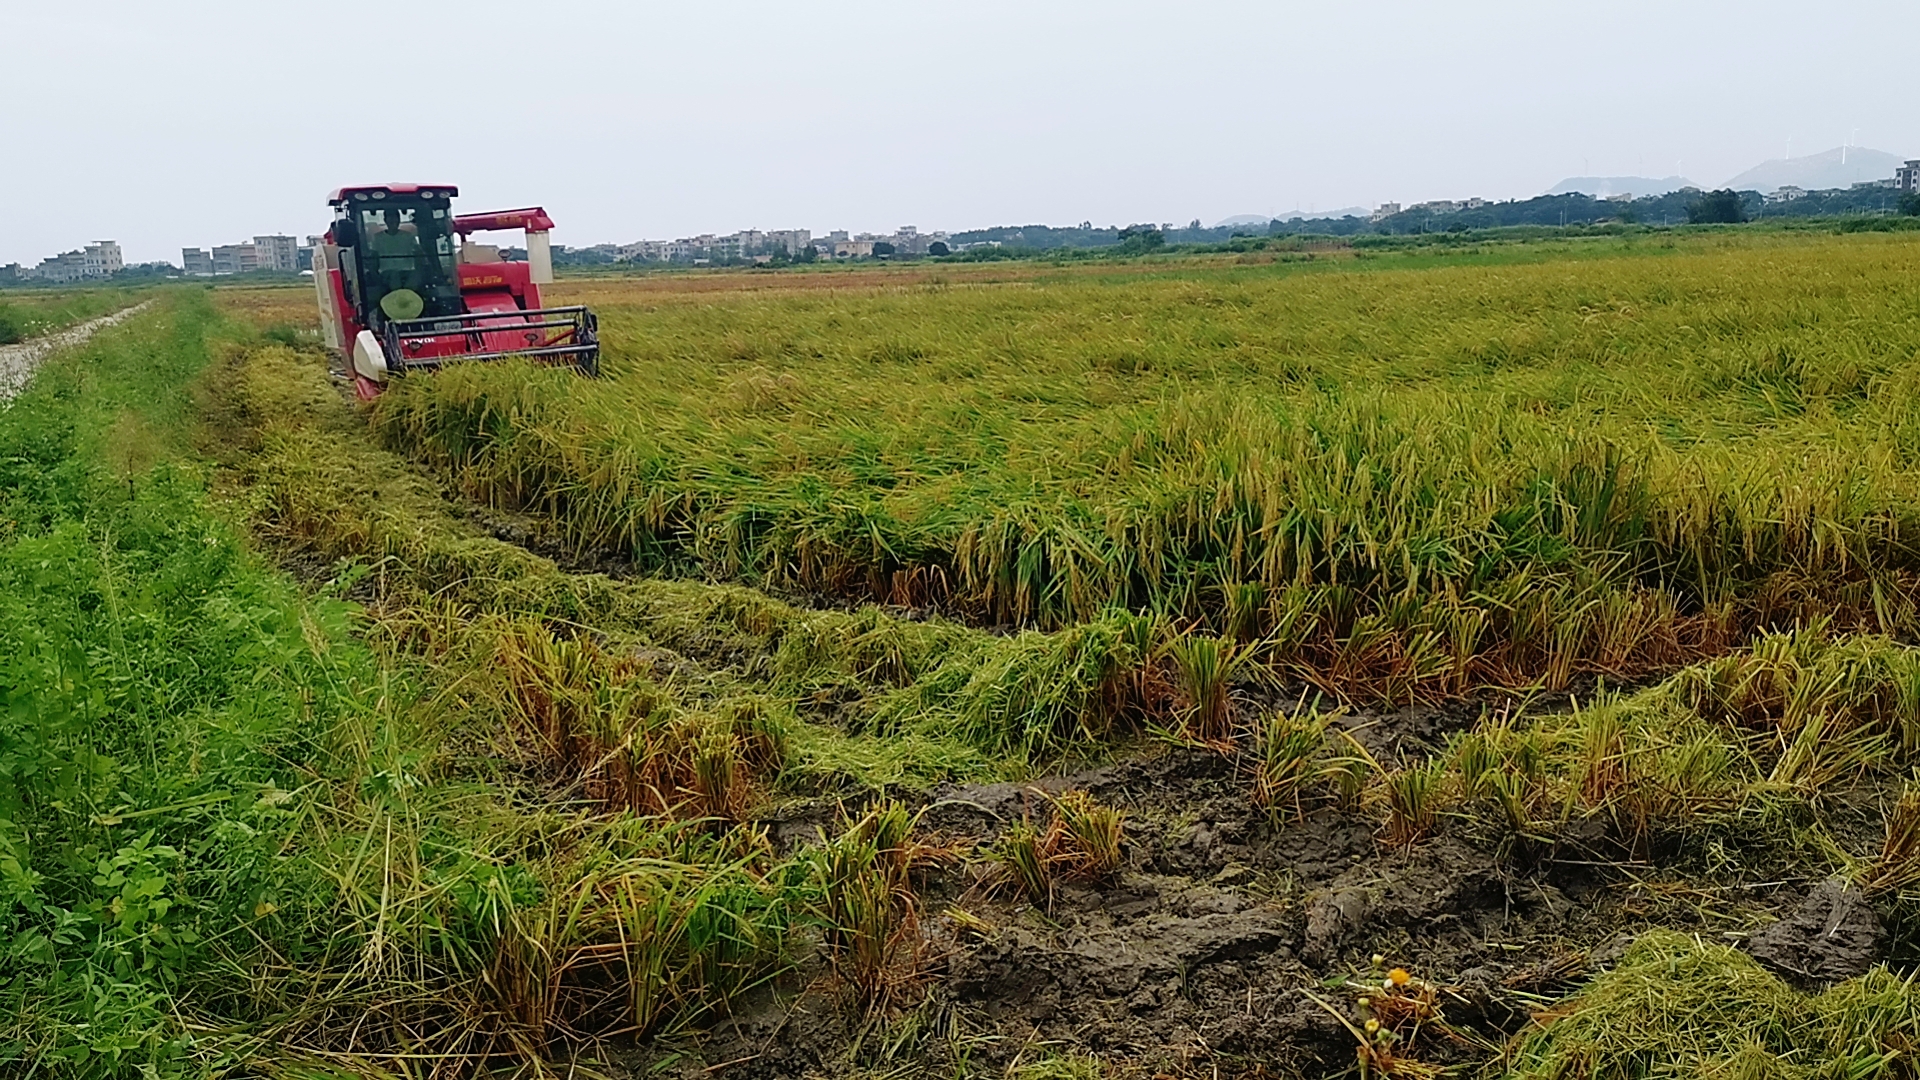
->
[[1167, 633, 1243, 743], [1768, 712, 1890, 793], [549, 834, 794, 1039], [1253, 708, 1329, 816], [1858, 785, 1920, 897], [1613, 729, 1737, 853], [1048, 789, 1125, 881], [1576, 698, 1628, 806], [1322, 751, 1374, 812], [1221, 580, 1267, 643], [995, 821, 1052, 908], [993, 789, 1125, 907], [489, 619, 776, 821], [1488, 768, 1541, 844], [1382, 761, 1444, 848], [863, 608, 1160, 760], [1446, 728, 1499, 802], [809, 801, 921, 1013], [1672, 628, 1920, 770]]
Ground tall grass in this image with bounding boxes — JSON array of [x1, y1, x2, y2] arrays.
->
[[0, 295, 813, 1075], [373, 232, 1920, 701]]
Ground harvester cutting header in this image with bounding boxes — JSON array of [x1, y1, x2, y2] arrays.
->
[[313, 184, 599, 399]]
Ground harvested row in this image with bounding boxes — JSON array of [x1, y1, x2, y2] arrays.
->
[[216, 337, 1169, 789], [374, 231, 1920, 702]]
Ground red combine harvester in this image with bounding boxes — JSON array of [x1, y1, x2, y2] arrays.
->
[[313, 184, 599, 399]]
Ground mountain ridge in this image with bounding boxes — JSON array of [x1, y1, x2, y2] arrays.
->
[[1724, 146, 1907, 193]]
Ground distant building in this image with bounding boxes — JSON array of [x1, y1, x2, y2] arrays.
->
[[762, 228, 812, 256], [211, 243, 260, 275], [1765, 186, 1807, 204], [32, 251, 89, 283], [613, 227, 816, 263], [1898, 161, 1920, 194], [1370, 202, 1402, 222], [82, 241, 122, 278], [22, 240, 121, 283], [182, 248, 214, 276], [617, 239, 671, 261], [253, 235, 299, 272], [0, 263, 21, 284]]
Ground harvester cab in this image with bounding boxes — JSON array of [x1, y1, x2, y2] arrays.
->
[[314, 184, 599, 399]]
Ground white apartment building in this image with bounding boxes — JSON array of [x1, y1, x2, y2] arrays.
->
[[253, 235, 299, 272], [82, 241, 122, 277], [25, 240, 122, 282], [762, 228, 812, 255], [211, 243, 261, 275]]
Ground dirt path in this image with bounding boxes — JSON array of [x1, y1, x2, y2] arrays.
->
[[0, 300, 154, 401]]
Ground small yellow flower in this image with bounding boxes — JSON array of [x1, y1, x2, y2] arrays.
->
[[1371, 952, 1386, 966], [1364, 1018, 1380, 1034], [1388, 967, 1412, 986]]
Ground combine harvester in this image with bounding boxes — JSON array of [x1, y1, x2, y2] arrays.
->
[[313, 184, 600, 399]]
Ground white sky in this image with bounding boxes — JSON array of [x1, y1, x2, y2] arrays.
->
[[2, 0, 1915, 265]]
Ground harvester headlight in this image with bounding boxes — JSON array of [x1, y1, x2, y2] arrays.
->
[[371, 191, 386, 199]]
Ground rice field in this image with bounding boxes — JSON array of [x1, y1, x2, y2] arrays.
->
[[10, 229, 1920, 1078], [375, 230, 1920, 702]]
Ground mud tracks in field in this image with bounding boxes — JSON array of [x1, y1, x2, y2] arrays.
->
[[673, 749, 1548, 1076]]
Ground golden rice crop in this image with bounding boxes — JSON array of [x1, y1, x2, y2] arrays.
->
[[371, 232, 1920, 702]]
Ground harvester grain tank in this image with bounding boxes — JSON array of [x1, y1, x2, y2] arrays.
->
[[313, 184, 599, 399]]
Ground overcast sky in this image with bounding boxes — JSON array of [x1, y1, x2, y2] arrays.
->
[[3, 0, 1915, 265]]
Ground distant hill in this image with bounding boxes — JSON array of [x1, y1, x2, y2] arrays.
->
[[1212, 209, 1367, 228], [1546, 175, 1696, 199], [1272, 208, 1368, 223], [1724, 146, 1906, 193]]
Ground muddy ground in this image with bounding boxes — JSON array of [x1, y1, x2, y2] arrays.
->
[[623, 707, 1901, 1079]]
